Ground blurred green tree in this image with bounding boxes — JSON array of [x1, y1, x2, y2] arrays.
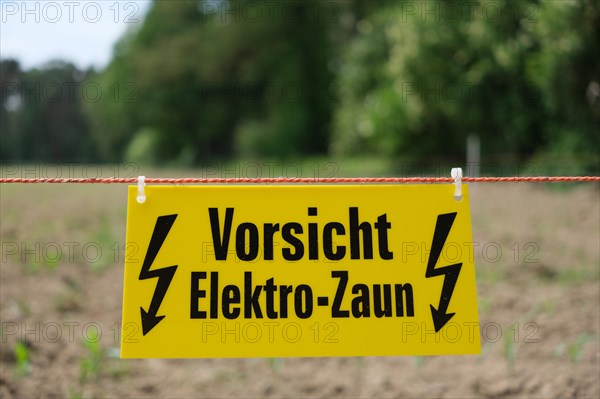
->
[[88, 0, 374, 163], [1, 59, 97, 162], [83, 0, 598, 168], [332, 0, 599, 171], [525, 0, 600, 172], [333, 0, 546, 160], [1, 59, 22, 160]]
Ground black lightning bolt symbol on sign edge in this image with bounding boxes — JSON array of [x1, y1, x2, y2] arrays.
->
[[139, 214, 178, 335], [425, 212, 462, 333]]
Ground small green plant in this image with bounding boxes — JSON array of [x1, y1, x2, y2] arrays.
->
[[553, 334, 594, 363], [566, 334, 593, 362], [89, 217, 118, 271], [413, 356, 425, 368], [44, 251, 61, 271], [14, 340, 30, 376], [541, 300, 557, 314], [80, 328, 102, 383], [556, 268, 596, 286], [68, 390, 85, 399], [24, 250, 41, 273], [476, 266, 502, 285], [267, 357, 283, 373], [503, 332, 516, 370], [478, 298, 492, 316]]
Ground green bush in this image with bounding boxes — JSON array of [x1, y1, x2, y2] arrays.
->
[[124, 127, 161, 165]]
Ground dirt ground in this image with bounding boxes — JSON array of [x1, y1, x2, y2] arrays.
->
[[1, 178, 598, 398]]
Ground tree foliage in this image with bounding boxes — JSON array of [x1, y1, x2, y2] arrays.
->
[[332, 0, 599, 170], [86, 0, 354, 163], [2, 0, 598, 170], [1, 60, 96, 162]]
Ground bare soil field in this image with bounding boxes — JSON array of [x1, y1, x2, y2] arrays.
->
[[1, 179, 598, 398]]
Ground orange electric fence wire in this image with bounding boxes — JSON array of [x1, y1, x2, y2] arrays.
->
[[0, 176, 598, 184]]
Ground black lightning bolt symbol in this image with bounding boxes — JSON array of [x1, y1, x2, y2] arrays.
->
[[425, 212, 462, 333], [139, 214, 178, 336]]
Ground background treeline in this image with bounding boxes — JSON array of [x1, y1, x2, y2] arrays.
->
[[1, 0, 598, 171]]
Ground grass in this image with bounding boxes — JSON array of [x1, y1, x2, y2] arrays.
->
[[503, 331, 516, 371], [141, 156, 409, 180], [267, 357, 283, 373], [22, 246, 42, 273], [68, 391, 85, 399], [44, 250, 61, 271], [14, 340, 30, 376], [555, 268, 600, 285], [80, 328, 103, 384], [476, 266, 503, 285], [478, 297, 492, 316], [413, 356, 426, 368], [88, 216, 119, 272], [16, 242, 61, 273], [554, 334, 596, 363]]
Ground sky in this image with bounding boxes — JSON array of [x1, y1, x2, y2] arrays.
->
[[0, 0, 152, 70]]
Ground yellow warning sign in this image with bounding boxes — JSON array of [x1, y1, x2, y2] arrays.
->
[[121, 185, 480, 357]]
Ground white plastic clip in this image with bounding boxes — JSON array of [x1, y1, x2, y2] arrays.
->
[[137, 175, 146, 204], [451, 167, 462, 200]]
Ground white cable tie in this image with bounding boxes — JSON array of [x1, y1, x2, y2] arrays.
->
[[451, 167, 463, 200], [137, 175, 146, 204]]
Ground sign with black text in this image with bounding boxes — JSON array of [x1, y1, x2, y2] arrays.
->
[[121, 185, 480, 357]]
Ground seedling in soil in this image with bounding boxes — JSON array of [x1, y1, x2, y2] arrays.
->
[[89, 217, 118, 271], [14, 340, 30, 376], [24, 250, 41, 273], [413, 356, 425, 369], [478, 298, 492, 316], [554, 334, 594, 363], [556, 268, 596, 286], [44, 252, 61, 271], [68, 388, 87, 399], [80, 329, 102, 383], [267, 357, 283, 373], [503, 331, 516, 370]]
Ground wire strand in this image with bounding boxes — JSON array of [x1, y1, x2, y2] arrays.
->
[[0, 176, 598, 184]]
